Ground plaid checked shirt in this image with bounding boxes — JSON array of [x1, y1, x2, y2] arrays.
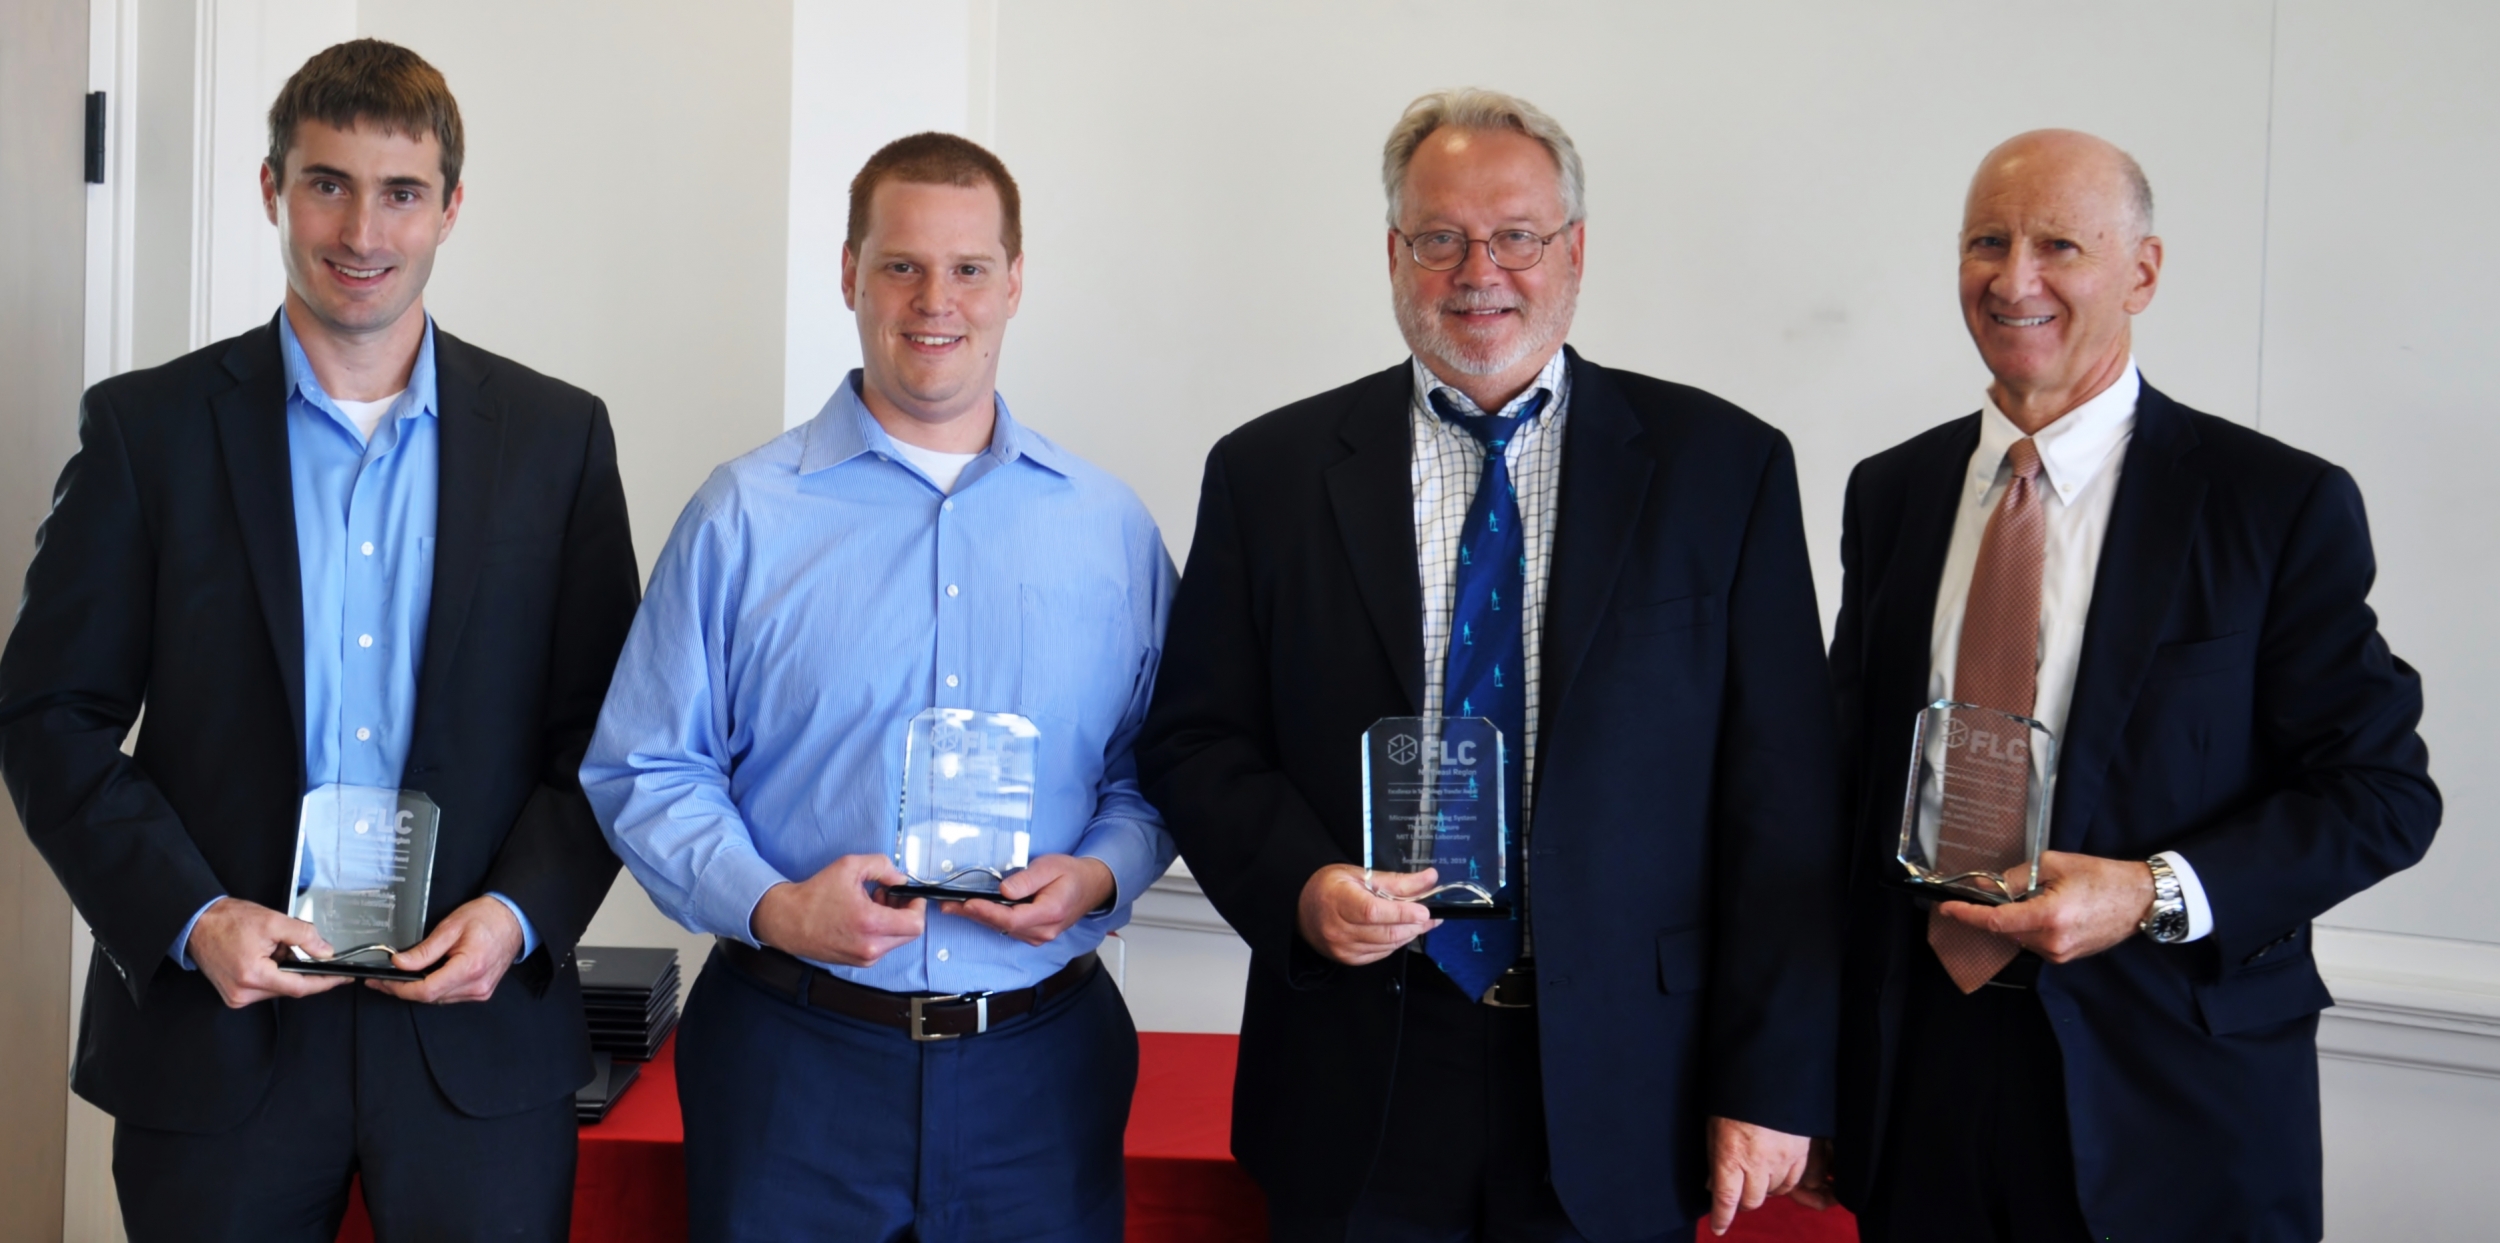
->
[[1409, 348, 1570, 933]]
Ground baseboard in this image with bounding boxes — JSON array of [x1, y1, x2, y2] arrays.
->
[[2316, 925, 2500, 1079]]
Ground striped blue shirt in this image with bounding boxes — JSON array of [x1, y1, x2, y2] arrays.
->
[[583, 374, 1177, 993]]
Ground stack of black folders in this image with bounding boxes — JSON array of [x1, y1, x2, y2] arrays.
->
[[573, 946, 683, 1124]]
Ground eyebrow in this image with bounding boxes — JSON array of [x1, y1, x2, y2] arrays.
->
[[298, 163, 435, 191]]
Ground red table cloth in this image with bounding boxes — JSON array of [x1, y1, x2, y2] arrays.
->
[[339, 1031, 1856, 1242]]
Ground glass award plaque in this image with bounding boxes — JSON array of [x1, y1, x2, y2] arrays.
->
[[889, 708, 1039, 904], [1361, 716, 1508, 917], [278, 784, 441, 981], [1896, 701, 2054, 906]]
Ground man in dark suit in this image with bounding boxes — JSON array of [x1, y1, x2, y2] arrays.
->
[[1823, 129, 2440, 1243], [0, 41, 639, 1241], [1137, 88, 1844, 1243]]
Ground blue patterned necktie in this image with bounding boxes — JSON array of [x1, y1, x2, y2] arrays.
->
[[1423, 387, 1544, 1001]]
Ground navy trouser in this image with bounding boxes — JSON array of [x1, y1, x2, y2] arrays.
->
[[1265, 962, 1691, 1243], [1854, 950, 2094, 1243], [677, 944, 1137, 1243], [112, 984, 577, 1243]]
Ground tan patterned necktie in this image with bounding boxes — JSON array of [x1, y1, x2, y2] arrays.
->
[[1928, 437, 2046, 993]]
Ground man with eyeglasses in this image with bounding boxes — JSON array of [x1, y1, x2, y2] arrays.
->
[[1138, 88, 1845, 1242]]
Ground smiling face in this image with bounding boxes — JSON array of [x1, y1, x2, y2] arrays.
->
[[262, 118, 459, 345], [841, 178, 1023, 448], [1959, 130, 2163, 428], [1389, 126, 1584, 409]]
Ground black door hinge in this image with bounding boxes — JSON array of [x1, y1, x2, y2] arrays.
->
[[85, 91, 107, 184]]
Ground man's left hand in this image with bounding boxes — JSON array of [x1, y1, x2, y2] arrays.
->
[[943, 855, 1116, 946], [368, 896, 526, 1005], [1706, 1116, 1812, 1236], [1936, 849, 2154, 963]]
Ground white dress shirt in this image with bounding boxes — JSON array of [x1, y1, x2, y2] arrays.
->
[[1926, 360, 2213, 940]]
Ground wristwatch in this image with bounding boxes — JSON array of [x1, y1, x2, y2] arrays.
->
[[2140, 855, 2189, 944]]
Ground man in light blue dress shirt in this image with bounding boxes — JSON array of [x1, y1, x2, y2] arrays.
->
[[583, 133, 1175, 1242], [3, 42, 642, 1241]]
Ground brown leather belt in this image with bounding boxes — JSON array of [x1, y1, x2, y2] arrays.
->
[[716, 938, 1098, 1041]]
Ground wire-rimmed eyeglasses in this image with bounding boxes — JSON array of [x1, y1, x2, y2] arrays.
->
[[1396, 227, 1565, 272]]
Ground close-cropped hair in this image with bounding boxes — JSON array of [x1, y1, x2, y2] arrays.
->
[[265, 39, 465, 193], [847, 132, 1024, 259], [1383, 87, 1586, 228]]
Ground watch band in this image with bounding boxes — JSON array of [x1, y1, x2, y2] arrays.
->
[[2140, 855, 2189, 944]]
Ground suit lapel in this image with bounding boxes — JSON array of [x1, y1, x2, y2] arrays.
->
[[1534, 351, 1654, 784], [211, 319, 308, 766], [1871, 419, 1981, 734], [2051, 383, 2205, 852], [412, 330, 503, 748], [1323, 366, 1426, 714]]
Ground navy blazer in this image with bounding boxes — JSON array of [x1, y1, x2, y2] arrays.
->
[[1137, 350, 1845, 1241], [0, 317, 642, 1132], [1827, 381, 2440, 1242]]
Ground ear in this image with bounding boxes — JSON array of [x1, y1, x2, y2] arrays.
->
[[261, 161, 280, 226], [1387, 227, 1402, 278], [1003, 251, 1024, 319], [2123, 233, 2164, 315], [1562, 219, 1588, 276], [840, 244, 859, 312]]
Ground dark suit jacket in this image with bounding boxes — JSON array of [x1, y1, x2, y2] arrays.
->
[[1828, 381, 2440, 1242], [0, 316, 642, 1133], [1136, 349, 1845, 1242]]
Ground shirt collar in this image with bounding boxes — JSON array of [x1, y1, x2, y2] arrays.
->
[[798, 370, 1067, 479], [1412, 347, 1570, 424], [1974, 358, 2139, 505], [277, 308, 439, 437]]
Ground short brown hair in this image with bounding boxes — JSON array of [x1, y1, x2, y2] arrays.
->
[[266, 39, 465, 193], [846, 132, 1022, 259]]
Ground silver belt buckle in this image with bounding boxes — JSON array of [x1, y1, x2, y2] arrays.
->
[[908, 991, 990, 1042]]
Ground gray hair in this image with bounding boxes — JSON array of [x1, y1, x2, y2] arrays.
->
[[1383, 88, 1586, 228], [2116, 148, 2156, 240]]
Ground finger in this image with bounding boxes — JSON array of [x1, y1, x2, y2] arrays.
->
[[1708, 1172, 1739, 1236], [1350, 893, 1435, 928], [391, 921, 462, 971], [274, 915, 337, 959], [1368, 867, 1441, 898], [1743, 1163, 1771, 1211]]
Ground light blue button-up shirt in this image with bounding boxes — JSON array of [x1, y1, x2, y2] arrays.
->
[[173, 312, 533, 964], [582, 374, 1176, 994]]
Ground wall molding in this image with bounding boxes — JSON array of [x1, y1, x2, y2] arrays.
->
[[1129, 861, 1234, 936], [1122, 884, 2500, 1081], [2316, 925, 2500, 1079]]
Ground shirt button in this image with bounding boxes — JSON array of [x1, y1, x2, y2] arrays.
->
[[358, 634, 373, 648], [941, 499, 955, 512], [946, 584, 959, 598], [945, 675, 960, 688], [361, 542, 375, 556], [937, 948, 951, 962], [355, 727, 371, 741]]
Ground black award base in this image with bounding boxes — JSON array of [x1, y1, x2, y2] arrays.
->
[[278, 951, 434, 982], [1423, 901, 1512, 920], [884, 884, 1035, 906]]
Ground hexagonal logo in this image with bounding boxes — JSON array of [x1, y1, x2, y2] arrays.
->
[[1386, 733, 1420, 766]]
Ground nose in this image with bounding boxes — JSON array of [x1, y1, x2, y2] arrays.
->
[[339, 192, 382, 256], [909, 268, 951, 317], [1452, 237, 1507, 287], [1991, 244, 2043, 303]]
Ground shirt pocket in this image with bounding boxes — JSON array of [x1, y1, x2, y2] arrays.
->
[[1016, 581, 1138, 729]]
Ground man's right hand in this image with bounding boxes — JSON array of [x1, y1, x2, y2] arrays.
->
[[1296, 863, 1442, 966], [750, 853, 926, 968], [188, 897, 354, 1008]]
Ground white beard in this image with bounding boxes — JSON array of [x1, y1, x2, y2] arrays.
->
[[1393, 277, 1578, 379]]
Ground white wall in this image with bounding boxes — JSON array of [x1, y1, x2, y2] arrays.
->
[[49, 2, 2500, 1239]]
